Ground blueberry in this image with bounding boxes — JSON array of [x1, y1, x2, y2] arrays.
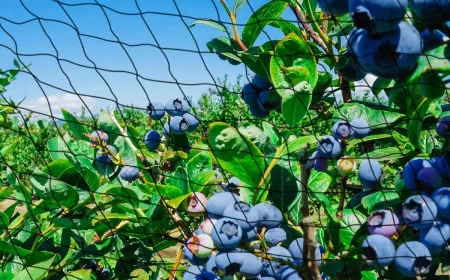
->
[[242, 83, 259, 106], [337, 51, 367, 82], [96, 145, 117, 164], [262, 246, 293, 278], [101, 268, 110, 279], [354, 22, 421, 79], [280, 266, 303, 280], [147, 102, 165, 120], [242, 226, 259, 242], [332, 121, 353, 140], [169, 116, 189, 135], [254, 202, 283, 229], [402, 195, 438, 229], [316, 136, 341, 159], [89, 130, 109, 145], [314, 158, 328, 172], [186, 192, 208, 217], [217, 53, 228, 60], [220, 177, 241, 192], [211, 218, 243, 249], [395, 241, 432, 278], [350, 119, 371, 139], [358, 159, 382, 189], [411, 0, 450, 25], [367, 210, 400, 238], [119, 166, 140, 182], [265, 228, 287, 247], [317, 0, 348, 15], [227, 57, 241, 65], [199, 218, 217, 236], [420, 221, 450, 254], [163, 123, 171, 138], [239, 252, 264, 278], [214, 249, 244, 276], [432, 187, 450, 220], [187, 234, 214, 258], [257, 90, 281, 112], [249, 105, 270, 118], [436, 116, 450, 138], [417, 167, 443, 190], [403, 158, 433, 190], [182, 265, 219, 280], [421, 30, 444, 51], [223, 201, 259, 231], [205, 253, 218, 273], [361, 234, 395, 268], [205, 192, 240, 219], [431, 156, 450, 180], [252, 74, 272, 90], [288, 238, 322, 266], [349, 0, 408, 34], [82, 259, 98, 270], [165, 98, 190, 116], [144, 130, 161, 150], [337, 156, 356, 177], [260, 277, 276, 280], [194, 228, 204, 236]]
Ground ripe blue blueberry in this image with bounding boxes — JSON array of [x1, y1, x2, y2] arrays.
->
[[119, 166, 140, 182], [242, 83, 259, 106], [288, 238, 322, 266], [163, 123, 171, 138], [223, 202, 259, 231], [367, 210, 400, 238], [317, 136, 341, 159], [239, 252, 264, 278], [214, 249, 244, 276], [144, 130, 161, 150], [263, 246, 293, 278], [361, 234, 395, 268], [421, 30, 444, 51], [432, 187, 450, 220], [264, 228, 287, 247], [183, 113, 200, 132], [354, 22, 421, 79], [338, 52, 367, 82], [252, 75, 272, 90], [403, 158, 433, 190], [254, 202, 283, 229], [317, 0, 348, 15], [402, 195, 438, 229], [147, 102, 165, 120], [96, 145, 117, 164], [436, 116, 450, 138], [211, 218, 243, 249], [419, 221, 450, 254], [242, 226, 258, 242], [257, 90, 281, 112], [89, 130, 109, 145], [280, 266, 303, 280], [411, 0, 450, 24], [205, 253, 218, 273], [165, 98, 190, 116], [350, 119, 371, 139], [220, 177, 241, 192], [182, 265, 220, 280], [431, 156, 450, 180], [395, 241, 432, 278], [310, 151, 328, 172], [349, 0, 408, 34], [206, 192, 240, 219], [228, 57, 241, 65], [358, 159, 382, 189], [417, 167, 443, 190], [217, 53, 227, 60], [170, 116, 189, 135], [332, 121, 353, 140], [101, 268, 110, 279], [249, 105, 270, 118]]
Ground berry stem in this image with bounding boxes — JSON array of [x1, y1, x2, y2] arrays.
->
[[220, 0, 248, 51], [336, 176, 348, 221], [168, 247, 183, 280]]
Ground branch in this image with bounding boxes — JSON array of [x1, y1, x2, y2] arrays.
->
[[340, 77, 352, 103], [231, 13, 248, 51], [169, 247, 183, 280], [299, 144, 322, 280]]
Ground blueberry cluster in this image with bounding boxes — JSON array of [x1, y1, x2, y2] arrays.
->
[[358, 116, 450, 277], [181, 191, 327, 279], [321, 0, 445, 80], [310, 118, 371, 172], [241, 75, 281, 119]]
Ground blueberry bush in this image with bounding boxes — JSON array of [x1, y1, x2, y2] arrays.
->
[[2, 0, 450, 279]]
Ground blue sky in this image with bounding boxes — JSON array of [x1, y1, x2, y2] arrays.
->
[[0, 0, 306, 118]]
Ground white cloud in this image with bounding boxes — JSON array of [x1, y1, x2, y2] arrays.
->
[[21, 93, 96, 119]]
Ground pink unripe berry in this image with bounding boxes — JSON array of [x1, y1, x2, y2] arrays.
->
[[186, 192, 207, 217], [187, 234, 214, 258], [199, 218, 217, 235]]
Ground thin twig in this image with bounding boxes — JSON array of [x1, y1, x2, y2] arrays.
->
[[321, 14, 328, 35], [231, 13, 248, 51], [336, 177, 347, 221]]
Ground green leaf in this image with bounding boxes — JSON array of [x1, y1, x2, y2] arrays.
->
[[363, 145, 415, 162], [346, 133, 408, 149], [328, 14, 353, 36], [420, 130, 439, 155], [61, 108, 89, 141], [114, 135, 137, 167], [0, 212, 9, 230], [0, 186, 13, 200], [95, 184, 140, 207], [262, 121, 279, 146], [372, 78, 394, 96], [206, 37, 241, 61], [1, 140, 19, 157], [281, 81, 313, 126], [137, 182, 183, 199], [408, 44, 450, 83], [268, 163, 301, 212], [361, 191, 402, 214], [407, 97, 432, 148], [65, 269, 91, 280], [269, 18, 302, 37], [166, 193, 192, 209], [190, 19, 233, 36], [233, 0, 247, 12], [208, 122, 266, 196], [279, 135, 319, 158], [191, 171, 217, 192], [339, 209, 366, 250], [242, 0, 289, 48], [47, 136, 68, 161], [64, 140, 100, 191], [30, 169, 79, 209], [270, 32, 318, 100], [333, 102, 405, 129], [97, 109, 122, 144], [0, 273, 14, 280], [13, 256, 55, 280], [186, 152, 212, 179], [361, 271, 378, 280], [308, 170, 332, 193]]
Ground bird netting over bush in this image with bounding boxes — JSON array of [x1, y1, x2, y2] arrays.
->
[[1, 0, 450, 279]]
